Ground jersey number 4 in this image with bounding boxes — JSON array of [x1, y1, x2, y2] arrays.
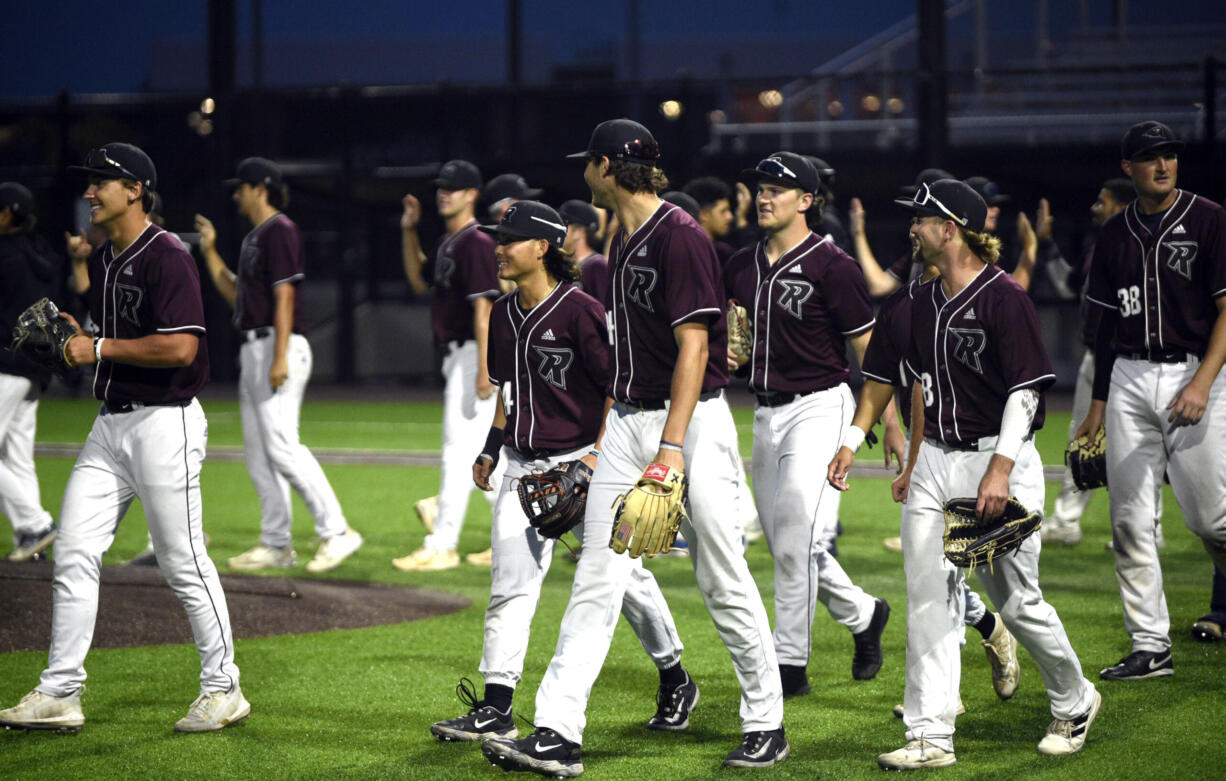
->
[[1116, 285, 1141, 317]]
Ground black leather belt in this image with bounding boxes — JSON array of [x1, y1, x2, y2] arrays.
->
[[100, 399, 191, 415], [621, 390, 722, 411], [1120, 349, 1193, 364], [514, 445, 570, 460], [753, 389, 821, 408]]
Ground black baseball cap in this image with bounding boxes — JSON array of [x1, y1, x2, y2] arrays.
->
[[739, 151, 820, 195], [899, 167, 954, 196], [484, 173, 543, 205], [1121, 121, 1185, 160], [806, 156, 836, 189], [567, 118, 661, 164], [0, 182, 35, 218], [476, 200, 567, 248], [662, 191, 701, 220], [965, 176, 1010, 205], [894, 179, 988, 232], [558, 200, 600, 233], [434, 159, 483, 190], [223, 157, 283, 188], [69, 143, 157, 191]]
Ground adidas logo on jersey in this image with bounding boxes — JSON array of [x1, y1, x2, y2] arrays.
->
[[636, 246, 648, 257], [964, 307, 976, 320], [788, 266, 805, 274], [542, 329, 556, 341], [123, 266, 134, 276], [1172, 224, 1187, 235]]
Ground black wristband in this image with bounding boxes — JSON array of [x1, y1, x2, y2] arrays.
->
[[476, 426, 503, 469]]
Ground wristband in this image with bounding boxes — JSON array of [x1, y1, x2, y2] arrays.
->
[[94, 337, 105, 363], [841, 425, 867, 454], [588, 449, 601, 459], [659, 439, 684, 453], [477, 426, 503, 470]]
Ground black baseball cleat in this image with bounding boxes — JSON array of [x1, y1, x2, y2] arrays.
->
[[778, 664, 810, 698], [482, 727, 583, 778], [7, 523, 57, 562], [1099, 650, 1173, 680], [1191, 612, 1225, 642], [646, 670, 700, 731], [430, 677, 517, 742], [851, 598, 890, 680], [723, 727, 790, 768]]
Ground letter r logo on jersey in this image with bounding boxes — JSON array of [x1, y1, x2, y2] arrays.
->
[[1164, 241, 1197, 280], [776, 279, 814, 319], [625, 266, 658, 312], [117, 283, 143, 326], [534, 346, 574, 390], [949, 327, 987, 374]]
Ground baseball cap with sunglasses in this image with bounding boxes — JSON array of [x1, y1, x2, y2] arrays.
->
[[69, 143, 157, 191], [567, 119, 661, 164], [739, 152, 819, 195], [893, 179, 987, 233]]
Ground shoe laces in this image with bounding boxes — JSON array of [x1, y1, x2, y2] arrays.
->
[[186, 691, 223, 720], [454, 677, 480, 713], [1046, 716, 1075, 740], [738, 730, 772, 753], [906, 737, 940, 757]]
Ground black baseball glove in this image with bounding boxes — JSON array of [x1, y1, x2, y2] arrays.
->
[[943, 496, 1041, 571], [11, 298, 79, 374], [517, 459, 594, 539], [1065, 426, 1107, 491]]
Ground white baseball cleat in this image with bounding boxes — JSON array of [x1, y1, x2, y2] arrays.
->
[[877, 738, 956, 770], [306, 528, 363, 573], [174, 688, 251, 733], [414, 495, 439, 534], [982, 613, 1020, 700], [1037, 689, 1100, 755], [0, 688, 84, 732], [882, 536, 902, 553], [227, 544, 296, 571], [392, 546, 459, 572], [464, 547, 493, 567], [1040, 520, 1082, 546]]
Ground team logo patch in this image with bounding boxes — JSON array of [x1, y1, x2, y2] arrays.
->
[[644, 462, 671, 480], [1164, 241, 1197, 280], [625, 265, 658, 312], [434, 252, 457, 288], [534, 346, 574, 390], [949, 327, 987, 374], [776, 279, 814, 319], [116, 283, 143, 326]]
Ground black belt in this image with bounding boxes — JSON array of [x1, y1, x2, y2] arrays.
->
[[100, 399, 191, 416], [1120, 349, 1194, 364], [514, 445, 571, 460], [243, 326, 273, 342], [753, 388, 823, 408], [620, 390, 722, 411]]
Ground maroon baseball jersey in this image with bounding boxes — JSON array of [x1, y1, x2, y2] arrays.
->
[[885, 252, 919, 286], [607, 203, 729, 402], [1086, 191, 1226, 356], [577, 252, 609, 307], [861, 278, 921, 429], [234, 212, 305, 333], [723, 233, 875, 394], [88, 224, 209, 404], [488, 282, 609, 454], [905, 266, 1053, 446], [423, 220, 501, 346]]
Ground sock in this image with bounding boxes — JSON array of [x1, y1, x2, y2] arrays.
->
[[659, 663, 687, 689], [483, 683, 514, 712], [974, 611, 996, 641]]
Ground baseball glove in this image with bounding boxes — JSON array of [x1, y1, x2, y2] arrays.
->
[[11, 298, 78, 373], [516, 459, 594, 539], [727, 302, 751, 365], [1065, 426, 1107, 491], [943, 496, 1041, 571], [610, 462, 688, 558]]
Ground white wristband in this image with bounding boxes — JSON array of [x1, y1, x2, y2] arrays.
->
[[841, 425, 867, 454], [94, 337, 105, 363]]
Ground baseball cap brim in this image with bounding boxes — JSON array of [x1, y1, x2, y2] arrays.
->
[[1129, 140, 1185, 159], [893, 197, 944, 218], [476, 224, 541, 240], [566, 151, 591, 160], [68, 165, 129, 179]]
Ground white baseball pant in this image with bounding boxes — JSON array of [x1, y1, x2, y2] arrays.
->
[[425, 340, 503, 552], [1105, 356, 1226, 653], [38, 401, 240, 696], [900, 438, 1095, 752], [534, 394, 782, 744], [239, 332, 348, 548], [480, 446, 683, 687], [0, 374, 54, 542], [1049, 350, 1097, 527], [752, 385, 876, 666]]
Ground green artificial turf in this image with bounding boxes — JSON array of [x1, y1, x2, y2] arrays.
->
[[3, 397, 1223, 779]]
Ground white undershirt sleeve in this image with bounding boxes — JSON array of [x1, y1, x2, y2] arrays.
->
[[994, 388, 1039, 462]]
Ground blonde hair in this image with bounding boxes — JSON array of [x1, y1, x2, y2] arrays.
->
[[959, 227, 1002, 265]]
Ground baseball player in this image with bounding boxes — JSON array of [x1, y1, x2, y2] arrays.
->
[[850, 169, 953, 298], [483, 173, 543, 223], [430, 201, 693, 744], [396, 160, 506, 571], [801, 156, 852, 254], [1076, 121, 1226, 680], [481, 119, 787, 777], [0, 143, 247, 733], [681, 177, 737, 264], [194, 157, 363, 573], [829, 179, 1099, 768], [0, 182, 59, 562], [724, 152, 889, 698], [558, 199, 609, 305]]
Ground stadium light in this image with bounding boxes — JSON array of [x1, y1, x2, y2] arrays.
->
[[758, 90, 783, 109], [659, 100, 683, 120], [201, 97, 215, 114]]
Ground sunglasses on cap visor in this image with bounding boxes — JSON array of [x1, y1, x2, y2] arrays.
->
[[912, 183, 967, 226], [84, 148, 141, 182], [755, 158, 798, 181]]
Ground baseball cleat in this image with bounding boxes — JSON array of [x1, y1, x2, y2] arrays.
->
[[982, 612, 1020, 700], [392, 546, 459, 572], [882, 536, 902, 553], [1037, 689, 1101, 755], [464, 547, 493, 567], [877, 738, 956, 770], [173, 687, 250, 732], [646, 669, 699, 731], [1040, 520, 1082, 546], [227, 544, 296, 571], [852, 598, 890, 680], [8, 523, 57, 562], [306, 528, 363, 573], [482, 727, 583, 777], [722, 727, 790, 768], [431, 677, 516, 742], [1099, 649, 1173, 680], [414, 495, 439, 534], [779, 664, 810, 699], [0, 688, 84, 732], [1191, 612, 1225, 642]]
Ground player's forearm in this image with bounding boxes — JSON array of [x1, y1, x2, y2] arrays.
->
[[473, 299, 492, 379], [272, 284, 294, 362], [661, 325, 707, 446], [1011, 247, 1036, 292], [849, 380, 895, 434], [98, 333, 199, 367], [201, 246, 238, 306], [402, 229, 428, 295], [995, 388, 1038, 462], [906, 384, 925, 470], [854, 240, 894, 297], [71, 260, 91, 295]]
